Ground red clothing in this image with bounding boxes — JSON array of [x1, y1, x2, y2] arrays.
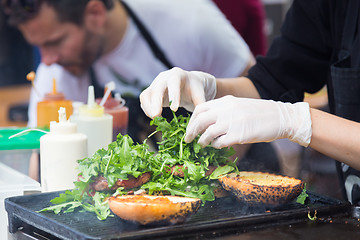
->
[[213, 0, 267, 56]]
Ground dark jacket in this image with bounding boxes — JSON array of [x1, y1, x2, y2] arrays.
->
[[248, 0, 360, 203], [248, 0, 349, 113]]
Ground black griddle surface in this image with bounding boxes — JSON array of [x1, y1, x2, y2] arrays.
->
[[5, 191, 350, 240]]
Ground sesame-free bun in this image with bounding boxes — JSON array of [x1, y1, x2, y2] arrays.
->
[[108, 195, 201, 225]]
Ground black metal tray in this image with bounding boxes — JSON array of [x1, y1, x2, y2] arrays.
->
[[5, 191, 351, 240]]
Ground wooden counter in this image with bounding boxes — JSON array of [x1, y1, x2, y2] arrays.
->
[[0, 84, 31, 127]]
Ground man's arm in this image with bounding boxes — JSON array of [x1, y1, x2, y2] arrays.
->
[[310, 109, 360, 170], [216, 76, 260, 99]]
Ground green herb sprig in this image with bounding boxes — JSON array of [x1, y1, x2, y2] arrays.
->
[[296, 183, 309, 205]]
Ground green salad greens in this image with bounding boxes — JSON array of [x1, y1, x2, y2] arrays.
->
[[39, 112, 238, 220], [296, 183, 309, 204]]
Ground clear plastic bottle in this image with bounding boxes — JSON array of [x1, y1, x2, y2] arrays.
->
[[37, 78, 73, 129], [71, 86, 113, 157], [40, 107, 87, 192]]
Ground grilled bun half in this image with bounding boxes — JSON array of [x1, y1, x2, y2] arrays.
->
[[219, 172, 304, 205], [108, 195, 201, 225]]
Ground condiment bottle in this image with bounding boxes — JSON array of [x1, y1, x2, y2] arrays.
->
[[40, 107, 87, 192], [71, 85, 113, 157], [37, 78, 73, 129], [96, 90, 129, 141]]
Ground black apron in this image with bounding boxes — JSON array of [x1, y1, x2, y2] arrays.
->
[[90, 0, 177, 144], [330, 0, 360, 204]]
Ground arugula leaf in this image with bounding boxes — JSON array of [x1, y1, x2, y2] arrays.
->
[[209, 165, 235, 180], [38, 201, 82, 214], [81, 192, 112, 220], [296, 183, 309, 204]]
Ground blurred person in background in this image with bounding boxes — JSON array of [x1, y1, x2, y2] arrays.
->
[[2, 0, 282, 174], [140, 0, 360, 204], [212, 0, 267, 56], [3, 0, 253, 136]]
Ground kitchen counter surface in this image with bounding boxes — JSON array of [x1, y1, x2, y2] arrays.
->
[[5, 190, 358, 240], [7, 211, 360, 240]]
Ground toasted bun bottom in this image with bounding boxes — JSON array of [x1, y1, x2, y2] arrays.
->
[[219, 172, 304, 205], [108, 195, 201, 225]]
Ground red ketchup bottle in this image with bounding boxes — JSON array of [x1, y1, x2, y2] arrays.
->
[[97, 92, 128, 141]]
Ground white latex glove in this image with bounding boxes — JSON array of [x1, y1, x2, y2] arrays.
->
[[140, 67, 216, 119], [185, 96, 312, 148]]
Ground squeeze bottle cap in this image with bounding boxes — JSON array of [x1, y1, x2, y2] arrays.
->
[[79, 85, 104, 117], [99, 81, 116, 107], [50, 107, 77, 134], [44, 78, 65, 101]]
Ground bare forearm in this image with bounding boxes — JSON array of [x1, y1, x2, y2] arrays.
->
[[309, 108, 360, 170], [216, 76, 261, 99]]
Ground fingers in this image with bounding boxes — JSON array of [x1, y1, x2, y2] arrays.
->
[[140, 67, 211, 119], [185, 101, 226, 145], [140, 68, 184, 118], [185, 96, 241, 148], [211, 134, 233, 149], [166, 67, 185, 112], [187, 78, 206, 107], [198, 123, 228, 147], [140, 89, 161, 119], [180, 81, 207, 112], [190, 87, 207, 107], [185, 103, 208, 142]]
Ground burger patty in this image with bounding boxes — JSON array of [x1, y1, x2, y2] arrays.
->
[[90, 172, 151, 191], [89, 164, 221, 191]]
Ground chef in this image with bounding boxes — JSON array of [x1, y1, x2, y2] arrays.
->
[[140, 0, 360, 204]]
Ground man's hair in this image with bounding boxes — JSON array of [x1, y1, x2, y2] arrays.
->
[[3, 0, 114, 26]]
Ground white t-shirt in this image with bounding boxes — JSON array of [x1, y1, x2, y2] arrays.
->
[[28, 0, 251, 127]]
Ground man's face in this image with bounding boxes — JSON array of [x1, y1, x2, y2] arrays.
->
[[18, 3, 105, 76]]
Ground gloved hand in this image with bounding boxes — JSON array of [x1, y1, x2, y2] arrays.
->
[[185, 96, 312, 148], [140, 67, 216, 119]]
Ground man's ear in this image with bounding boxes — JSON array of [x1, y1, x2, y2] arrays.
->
[[83, 0, 107, 32]]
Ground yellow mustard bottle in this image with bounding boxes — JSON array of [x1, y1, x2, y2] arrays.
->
[[37, 78, 73, 129], [71, 85, 113, 157]]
